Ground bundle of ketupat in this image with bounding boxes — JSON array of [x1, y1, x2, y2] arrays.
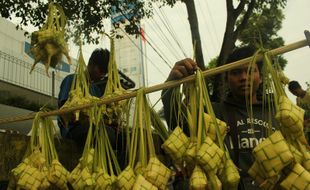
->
[[68, 105, 122, 189], [117, 88, 172, 190], [60, 46, 99, 126], [247, 50, 310, 189], [162, 69, 239, 190], [92, 107, 121, 190], [161, 86, 190, 169], [192, 70, 234, 190], [29, 2, 71, 77], [100, 34, 130, 128], [8, 112, 69, 190], [67, 116, 96, 190]]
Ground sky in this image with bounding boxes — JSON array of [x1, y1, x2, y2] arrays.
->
[[140, 0, 310, 110]]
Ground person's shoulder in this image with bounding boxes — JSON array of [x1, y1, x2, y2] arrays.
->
[[63, 73, 75, 80]]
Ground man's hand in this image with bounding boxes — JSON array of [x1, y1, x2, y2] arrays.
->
[[166, 58, 197, 81]]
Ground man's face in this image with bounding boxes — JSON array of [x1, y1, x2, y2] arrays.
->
[[226, 63, 262, 99], [88, 64, 106, 82]]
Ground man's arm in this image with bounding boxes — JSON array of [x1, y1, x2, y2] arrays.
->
[[161, 58, 197, 135]]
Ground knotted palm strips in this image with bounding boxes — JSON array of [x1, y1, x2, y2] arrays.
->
[[60, 47, 98, 125]]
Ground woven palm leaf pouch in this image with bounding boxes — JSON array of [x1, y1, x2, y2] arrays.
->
[[252, 131, 294, 178], [162, 126, 190, 168], [280, 163, 310, 190], [189, 165, 208, 190]]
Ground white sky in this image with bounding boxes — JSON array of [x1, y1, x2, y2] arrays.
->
[[142, 0, 310, 110]]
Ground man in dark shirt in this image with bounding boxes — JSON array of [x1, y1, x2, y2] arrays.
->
[[57, 48, 114, 147], [162, 46, 278, 190]]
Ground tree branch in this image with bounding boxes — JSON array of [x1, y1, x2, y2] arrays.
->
[[235, 0, 247, 16], [235, 0, 256, 37]]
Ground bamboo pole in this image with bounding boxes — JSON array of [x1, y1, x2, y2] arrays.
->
[[0, 39, 308, 125]]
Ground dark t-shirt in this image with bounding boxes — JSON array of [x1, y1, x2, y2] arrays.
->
[[212, 96, 278, 176]]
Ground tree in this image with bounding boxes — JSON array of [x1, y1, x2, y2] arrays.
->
[[210, 0, 287, 101], [237, 3, 287, 68]]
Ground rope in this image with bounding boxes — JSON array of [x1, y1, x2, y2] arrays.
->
[[0, 39, 308, 124]]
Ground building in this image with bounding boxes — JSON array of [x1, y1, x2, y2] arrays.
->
[[0, 17, 75, 134]]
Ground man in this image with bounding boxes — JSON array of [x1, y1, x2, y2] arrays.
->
[[162, 46, 278, 190], [57, 48, 113, 147], [288, 80, 310, 143]]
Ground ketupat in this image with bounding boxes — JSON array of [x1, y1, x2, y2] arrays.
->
[[29, 3, 71, 77], [275, 95, 308, 144], [132, 174, 158, 190], [144, 157, 172, 190], [9, 112, 70, 190], [219, 158, 240, 190], [252, 131, 294, 178], [280, 163, 310, 190], [116, 166, 136, 190], [203, 113, 227, 142], [196, 136, 225, 173], [189, 165, 208, 190], [162, 126, 190, 168]]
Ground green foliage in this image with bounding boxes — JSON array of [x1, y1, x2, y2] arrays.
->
[[237, 3, 287, 69], [0, 0, 164, 44]]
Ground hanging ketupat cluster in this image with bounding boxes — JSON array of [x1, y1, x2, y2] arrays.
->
[[8, 112, 69, 190], [116, 88, 172, 190], [100, 34, 130, 128], [60, 46, 99, 126], [162, 69, 239, 190], [248, 50, 310, 189], [29, 2, 71, 77], [68, 105, 121, 189]]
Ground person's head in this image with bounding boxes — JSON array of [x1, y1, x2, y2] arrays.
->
[[288, 80, 305, 97], [87, 48, 110, 82], [225, 46, 263, 102]]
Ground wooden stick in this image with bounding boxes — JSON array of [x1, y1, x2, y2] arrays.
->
[[0, 39, 308, 124]]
